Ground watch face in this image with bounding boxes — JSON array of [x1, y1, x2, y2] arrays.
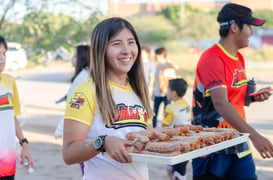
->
[[94, 137, 102, 150]]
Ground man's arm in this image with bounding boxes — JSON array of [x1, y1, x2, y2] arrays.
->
[[210, 88, 273, 158]]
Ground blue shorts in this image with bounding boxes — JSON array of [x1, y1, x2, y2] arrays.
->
[[167, 161, 188, 176], [192, 153, 257, 180]]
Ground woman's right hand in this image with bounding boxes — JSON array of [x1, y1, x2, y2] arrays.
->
[[104, 136, 138, 163]]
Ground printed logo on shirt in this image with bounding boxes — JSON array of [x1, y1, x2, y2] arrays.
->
[[205, 80, 223, 89], [109, 103, 148, 129], [0, 93, 13, 110], [69, 92, 85, 109], [232, 69, 247, 87], [179, 106, 190, 113]]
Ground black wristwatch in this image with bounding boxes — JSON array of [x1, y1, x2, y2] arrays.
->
[[94, 135, 107, 152], [19, 138, 29, 146]]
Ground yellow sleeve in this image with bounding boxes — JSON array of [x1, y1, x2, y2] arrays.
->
[[162, 105, 174, 126], [13, 79, 21, 117], [64, 81, 96, 126]]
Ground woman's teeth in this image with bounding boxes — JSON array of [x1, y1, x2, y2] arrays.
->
[[120, 58, 130, 62]]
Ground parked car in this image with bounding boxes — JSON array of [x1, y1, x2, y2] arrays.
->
[[5, 42, 28, 71]]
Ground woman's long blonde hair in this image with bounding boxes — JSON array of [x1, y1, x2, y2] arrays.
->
[[90, 17, 153, 126]]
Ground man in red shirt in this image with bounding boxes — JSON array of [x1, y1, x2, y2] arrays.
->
[[191, 3, 273, 180]]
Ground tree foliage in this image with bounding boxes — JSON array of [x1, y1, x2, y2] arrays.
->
[[253, 10, 273, 28], [157, 5, 181, 21], [131, 15, 177, 44], [0, 0, 16, 30], [181, 12, 218, 39], [1, 3, 273, 65], [1, 1, 100, 63]]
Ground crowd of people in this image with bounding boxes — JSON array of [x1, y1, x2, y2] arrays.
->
[[1, 2, 273, 180]]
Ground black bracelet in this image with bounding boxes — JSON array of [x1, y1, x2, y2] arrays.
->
[[19, 138, 29, 146], [251, 96, 255, 102]]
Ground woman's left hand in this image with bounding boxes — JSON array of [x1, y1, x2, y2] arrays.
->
[[104, 136, 138, 163]]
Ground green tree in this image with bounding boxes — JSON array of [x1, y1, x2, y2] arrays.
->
[[0, 0, 16, 30], [253, 10, 273, 28], [157, 5, 181, 21], [131, 15, 177, 44], [6, 10, 99, 63], [0, 0, 101, 31], [181, 12, 218, 39]]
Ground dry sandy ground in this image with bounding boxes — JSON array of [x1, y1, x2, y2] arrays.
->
[[12, 64, 273, 180]]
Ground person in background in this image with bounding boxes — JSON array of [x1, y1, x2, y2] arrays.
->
[[0, 35, 33, 180], [141, 44, 154, 94], [67, 45, 90, 98], [191, 3, 273, 180], [55, 45, 90, 137], [62, 17, 153, 180], [152, 47, 176, 127], [162, 78, 190, 180], [54, 45, 90, 176]]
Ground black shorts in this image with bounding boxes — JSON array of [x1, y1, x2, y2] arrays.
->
[[0, 175, 15, 180]]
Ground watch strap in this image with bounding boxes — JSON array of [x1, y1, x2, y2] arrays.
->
[[95, 135, 107, 152], [100, 135, 107, 152], [19, 138, 29, 146]]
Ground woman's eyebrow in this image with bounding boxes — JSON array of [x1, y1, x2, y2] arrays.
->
[[109, 39, 121, 43]]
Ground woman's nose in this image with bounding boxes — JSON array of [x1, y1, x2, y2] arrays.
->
[[121, 44, 129, 53]]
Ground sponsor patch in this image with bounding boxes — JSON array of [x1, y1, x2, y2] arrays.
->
[[69, 92, 85, 109]]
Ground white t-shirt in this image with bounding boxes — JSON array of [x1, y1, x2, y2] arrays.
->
[[67, 68, 90, 97], [162, 99, 191, 127], [64, 79, 151, 180], [54, 68, 90, 137], [0, 74, 21, 177]]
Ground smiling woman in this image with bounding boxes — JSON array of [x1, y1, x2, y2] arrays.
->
[[105, 28, 138, 83], [62, 17, 153, 180]]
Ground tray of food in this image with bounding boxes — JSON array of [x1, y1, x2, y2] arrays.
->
[[125, 125, 249, 165]]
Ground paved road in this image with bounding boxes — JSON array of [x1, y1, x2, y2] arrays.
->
[[7, 63, 273, 180]]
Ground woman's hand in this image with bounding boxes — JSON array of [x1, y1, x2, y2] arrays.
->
[[104, 136, 138, 163]]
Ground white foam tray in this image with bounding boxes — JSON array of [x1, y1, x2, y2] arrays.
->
[[129, 133, 249, 165]]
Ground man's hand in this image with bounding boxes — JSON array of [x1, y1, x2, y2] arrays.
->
[[252, 87, 272, 102], [249, 132, 273, 159]]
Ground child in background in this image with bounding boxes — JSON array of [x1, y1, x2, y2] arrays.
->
[[162, 78, 190, 180], [152, 47, 176, 127], [0, 35, 33, 179]]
